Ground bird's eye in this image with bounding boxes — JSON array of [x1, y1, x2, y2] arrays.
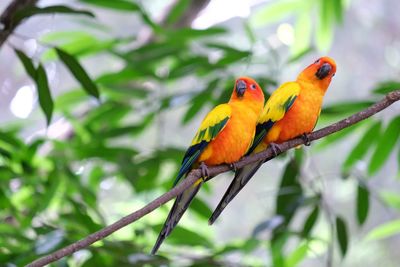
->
[[250, 84, 257, 90], [332, 73, 335, 77], [314, 59, 320, 64]]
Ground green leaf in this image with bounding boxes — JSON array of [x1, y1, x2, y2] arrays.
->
[[55, 48, 100, 99], [190, 198, 213, 220], [316, 120, 366, 150], [182, 80, 217, 124], [275, 159, 303, 232], [366, 219, 400, 241], [372, 81, 400, 95], [170, 27, 227, 41], [79, 0, 140, 11], [155, 225, 213, 248], [13, 5, 94, 25], [41, 31, 129, 61], [123, 41, 184, 64], [336, 216, 348, 257], [214, 238, 259, 256], [55, 90, 88, 111], [287, 47, 314, 63], [343, 121, 381, 172], [316, 0, 334, 51], [286, 241, 309, 267], [164, 0, 190, 26], [36, 171, 62, 213], [302, 206, 319, 237], [323, 101, 375, 116], [14, 49, 36, 77], [169, 56, 211, 79], [251, 0, 304, 26], [35, 64, 54, 125], [332, 0, 344, 23], [380, 191, 400, 210], [292, 12, 312, 55], [356, 184, 370, 226], [368, 116, 400, 175]]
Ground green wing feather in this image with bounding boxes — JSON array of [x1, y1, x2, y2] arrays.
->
[[174, 104, 231, 185]]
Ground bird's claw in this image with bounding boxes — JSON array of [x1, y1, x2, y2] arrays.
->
[[199, 162, 210, 181], [269, 142, 282, 157], [229, 162, 239, 172], [301, 133, 311, 146]]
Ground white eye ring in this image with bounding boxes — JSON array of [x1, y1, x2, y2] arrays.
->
[[250, 84, 257, 90]]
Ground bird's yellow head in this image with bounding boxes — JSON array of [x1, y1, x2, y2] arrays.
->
[[297, 56, 337, 92], [230, 76, 264, 103]]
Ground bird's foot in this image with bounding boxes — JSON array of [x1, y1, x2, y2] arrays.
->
[[269, 142, 282, 157], [301, 133, 311, 146], [199, 162, 210, 181], [229, 162, 239, 172]]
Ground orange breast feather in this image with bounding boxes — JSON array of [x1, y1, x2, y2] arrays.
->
[[198, 103, 259, 165], [268, 86, 324, 143]]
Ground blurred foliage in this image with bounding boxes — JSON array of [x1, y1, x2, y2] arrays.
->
[[1, 0, 399, 266], [252, 0, 350, 54]]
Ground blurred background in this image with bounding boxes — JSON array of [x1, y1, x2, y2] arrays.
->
[[0, 0, 399, 266]]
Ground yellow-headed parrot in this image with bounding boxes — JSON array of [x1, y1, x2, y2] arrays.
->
[[152, 77, 265, 254], [209, 57, 337, 225]]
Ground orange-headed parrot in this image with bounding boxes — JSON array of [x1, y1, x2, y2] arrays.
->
[[151, 77, 265, 254], [208, 57, 337, 225]]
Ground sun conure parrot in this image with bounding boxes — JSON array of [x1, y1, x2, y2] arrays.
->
[[151, 77, 265, 254], [208, 57, 337, 225]]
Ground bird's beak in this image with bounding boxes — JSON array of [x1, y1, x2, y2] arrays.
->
[[315, 63, 332, 80], [236, 80, 246, 97]]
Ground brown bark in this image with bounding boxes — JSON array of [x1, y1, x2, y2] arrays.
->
[[0, 0, 39, 47]]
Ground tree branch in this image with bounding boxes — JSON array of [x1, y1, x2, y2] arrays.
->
[[26, 90, 400, 267], [0, 0, 39, 48]]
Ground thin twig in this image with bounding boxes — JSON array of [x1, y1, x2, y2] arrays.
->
[[0, 0, 39, 48], [26, 90, 400, 267]]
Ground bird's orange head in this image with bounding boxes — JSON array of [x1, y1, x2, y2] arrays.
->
[[230, 76, 264, 103], [297, 56, 337, 92]]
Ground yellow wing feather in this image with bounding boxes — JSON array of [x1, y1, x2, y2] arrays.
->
[[191, 104, 232, 146], [259, 82, 301, 123]]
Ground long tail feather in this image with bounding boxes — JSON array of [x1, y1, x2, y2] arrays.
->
[[151, 180, 202, 254], [209, 161, 263, 225]]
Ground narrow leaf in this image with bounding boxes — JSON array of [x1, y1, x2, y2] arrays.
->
[[292, 12, 312, 55], [356, 184, 370, 225], [380, 191, 400, 210], [35, 64, 54, 125], [80, 0, 140, 11], [343, 121, 381, 171], [55, 48, 100, 99], [13, 5, 94, 25], [164, 0, 190, 25], [332, 0, 344, 23], [302, 206, 319, 237], [372, 81, 400, 95], [14, 49, 36, 77], [275, 159, 303, 230], [251, 0, 304, 26], [336, 216, 348, 257], [286, 242, 309, 267], [182, 79, 217, 124], [323, 101, 375, 116], [368, 116, 400, 175], [366, 219, 400, 241]]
